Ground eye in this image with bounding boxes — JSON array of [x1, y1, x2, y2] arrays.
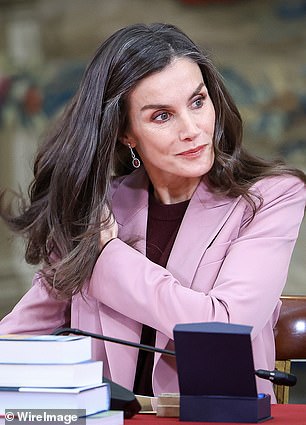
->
[[153, 111, 170, 122], [192, 95, 205, 109]]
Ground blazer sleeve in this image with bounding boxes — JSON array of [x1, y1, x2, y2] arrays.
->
[[88, 175, 305, 339], [0, 274, 70, 335]]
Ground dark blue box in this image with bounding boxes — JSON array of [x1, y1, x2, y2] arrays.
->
[[173, 322, 272, 423]]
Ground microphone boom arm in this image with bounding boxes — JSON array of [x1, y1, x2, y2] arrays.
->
[[52, 327, 176, 356], [52, 327, 297, 387]]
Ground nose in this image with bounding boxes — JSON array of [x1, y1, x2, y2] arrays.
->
[[178, 111, 201, 141]]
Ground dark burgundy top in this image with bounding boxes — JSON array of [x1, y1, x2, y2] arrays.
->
[[133, 189, 189, 395]]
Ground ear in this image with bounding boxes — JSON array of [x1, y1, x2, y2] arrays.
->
[[120, 132, 136, 148]]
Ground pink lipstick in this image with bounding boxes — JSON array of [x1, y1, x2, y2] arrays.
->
[[178, 145, 206, 157]]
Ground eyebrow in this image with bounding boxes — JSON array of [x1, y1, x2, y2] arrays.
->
[[140, 82, 205, 112]]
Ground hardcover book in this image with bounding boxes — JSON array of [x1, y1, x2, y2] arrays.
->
[[0, 384, 110, 416], [0, 334, 92, 364], [0, 360, 103, 388]]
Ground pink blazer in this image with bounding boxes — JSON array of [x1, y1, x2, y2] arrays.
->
[[0, 168, 305, 403]]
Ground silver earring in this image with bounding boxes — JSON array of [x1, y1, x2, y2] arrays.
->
[[128, 143, 140, 168]]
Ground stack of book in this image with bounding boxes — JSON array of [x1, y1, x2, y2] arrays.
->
[[0, 334, 123, 423]]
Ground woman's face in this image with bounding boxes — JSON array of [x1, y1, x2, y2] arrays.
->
[[122, 57, 216, 202]]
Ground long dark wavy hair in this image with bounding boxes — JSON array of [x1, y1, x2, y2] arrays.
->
[[1, 23, 305, 298]]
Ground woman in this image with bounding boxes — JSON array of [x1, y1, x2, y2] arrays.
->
[[0, 23, 305, 402]]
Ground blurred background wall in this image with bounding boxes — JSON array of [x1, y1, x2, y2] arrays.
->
[[0, 0, 305, 318]]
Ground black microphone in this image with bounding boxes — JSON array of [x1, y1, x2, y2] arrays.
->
[[255, 369, 297, 387]]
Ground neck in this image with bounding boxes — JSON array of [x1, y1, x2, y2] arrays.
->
[[150, 177, 201, 204]]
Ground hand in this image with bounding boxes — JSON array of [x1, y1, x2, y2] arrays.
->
[[100, 210, 118, 250]]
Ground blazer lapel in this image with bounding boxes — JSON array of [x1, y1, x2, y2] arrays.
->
[[113, 167, 149, 253], [167, 178, 240, 288]]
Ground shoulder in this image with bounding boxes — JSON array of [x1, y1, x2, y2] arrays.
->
[[242, 175, 306, 228], [110, 167, 149, 197], [250, 174, 306, 205], [110, 174, 126, 195]]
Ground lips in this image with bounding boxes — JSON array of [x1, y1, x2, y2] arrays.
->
[[178, 145, 206, 156]]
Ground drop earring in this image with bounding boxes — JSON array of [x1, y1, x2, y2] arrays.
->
[[128, 143, 141, 168]]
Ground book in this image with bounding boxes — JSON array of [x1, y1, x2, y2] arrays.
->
[[156, 393, 180, 417], [0, 361, 103, 387], [0, 383, 110, 416], [0, 334, 92, 364], [88, 410, 124, 425]]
